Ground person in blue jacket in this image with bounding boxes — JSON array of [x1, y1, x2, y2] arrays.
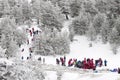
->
[[104, 59, 107, 66]]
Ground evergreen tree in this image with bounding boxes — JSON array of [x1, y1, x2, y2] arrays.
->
[[109, 27, 120, 54], [100, 20, 110, 43], [71, 14, 89, 35], [69, 0, 81, 17], [93, 13, 106, 34], [86, 23, 96, 41]]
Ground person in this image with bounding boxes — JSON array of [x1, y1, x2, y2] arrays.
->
[[75, 60, 82, 68], [27, 57, 29, 60], [95, 60, 98, 67], [60, 57, 64, 66], [68, 58, 73, 67], [29, 47, 33, 53], [27, 39, 29, 45], [43, 58, 45, 64], [36, 30, 39, 34], [56, 58, 60, 65], [31, 38, 34, 41], [89, 59, 94, 69], [99, 58, 103, 67], [29, 53, 32, 58], [21, 56, 24, 60], [104, 59, 107, 66], [38, 57, 41, 62], [73, 58, 77, 66], [21, 48, 24, 52], [83, 58, 87, 69], [33, 31, 36, 36], [64, 56, 66, 66], [32, 27, 34, 32], [118, 67, 120, 74], [29, 30, 32, 36]]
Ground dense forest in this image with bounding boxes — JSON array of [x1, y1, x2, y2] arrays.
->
[[0, 0, 120, 58]]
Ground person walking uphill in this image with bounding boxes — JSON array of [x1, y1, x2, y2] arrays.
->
[[29, 30, 32, 36]]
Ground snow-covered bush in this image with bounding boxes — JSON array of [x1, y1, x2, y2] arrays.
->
[[0, 17, 27, 57], [0, 61, 45, 80]]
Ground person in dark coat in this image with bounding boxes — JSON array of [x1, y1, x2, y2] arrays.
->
[[21, 48, 24, 52], [104, 59, 107, 66], [29, 53, 32, 58], [27, 57, 29, 60], [21, 56, 24, 60], [60, 57, 64, 66], [38, 57, 41, 61], [99, 58, 103, 67], [64, 56, 66, 66], [75, 60, 82, 68], [36, 30, 39, 34], [95, 60, 98, 67], [118, 67, 120, 74], [56, 58, 60, 65]]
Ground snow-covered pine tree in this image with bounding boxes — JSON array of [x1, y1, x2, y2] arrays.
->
[[109, 27, 120, 54], [71, 14, 89, 35], [93, 13, 106, 35]]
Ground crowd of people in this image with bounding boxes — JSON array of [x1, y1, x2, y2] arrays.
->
[[56, 56, 108, 70], [19, 23, 120, 74]]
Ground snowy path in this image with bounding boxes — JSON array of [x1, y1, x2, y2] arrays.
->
[[15, 60, 119, 80], [26, 60, 114, 74], [18, 23, 40, 60]]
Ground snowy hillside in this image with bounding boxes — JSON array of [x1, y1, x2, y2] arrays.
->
[[0, 0, 120, 80], [41, 35, 120, 80]]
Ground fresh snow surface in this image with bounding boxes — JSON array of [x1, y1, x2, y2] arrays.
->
[[33, 35, 120, 80], [44, 71, 57, 80]]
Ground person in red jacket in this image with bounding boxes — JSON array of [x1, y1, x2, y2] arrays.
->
[[89, 59, 94, 69], [83, 58, 87, 69], [68, 58, 73, 66]]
